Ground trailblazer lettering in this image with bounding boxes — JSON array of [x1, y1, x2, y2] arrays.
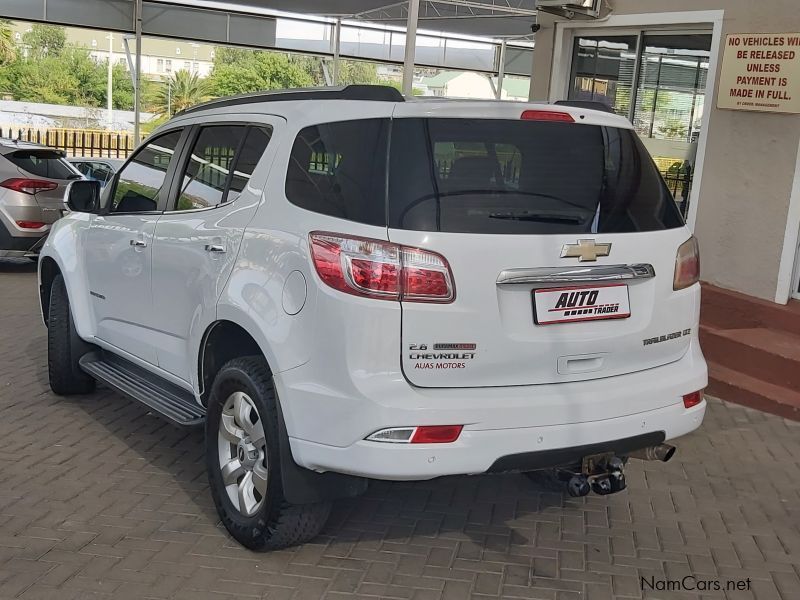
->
[[643, 328, 692, 346]]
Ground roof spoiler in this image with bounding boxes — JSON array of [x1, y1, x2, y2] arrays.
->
[[179, 84, 405, 116]]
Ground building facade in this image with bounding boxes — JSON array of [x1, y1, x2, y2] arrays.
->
[[530, 1, 800, 305]]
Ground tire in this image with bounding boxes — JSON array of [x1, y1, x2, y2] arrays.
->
[[47, 274, 96, 395], [205, 356, 331, 551]]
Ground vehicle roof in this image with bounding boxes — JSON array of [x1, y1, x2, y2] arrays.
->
[[166, 97, 633, 131]]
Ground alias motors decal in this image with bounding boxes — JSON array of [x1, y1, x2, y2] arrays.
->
[[408, 343, 477, 370]]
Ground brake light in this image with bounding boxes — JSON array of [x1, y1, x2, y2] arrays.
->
[[410, 425, 463, 444], [15, 220, 46, 229], [521, 110, 575, 123], [683, 390, 704, 409], [365, 425, 463, 443], [674, 236, 700, 290], [309, 232, 454, 302], [1, 178, 58, 195]]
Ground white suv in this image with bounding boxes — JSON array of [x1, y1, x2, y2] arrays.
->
[[38, 85, 707, 551]]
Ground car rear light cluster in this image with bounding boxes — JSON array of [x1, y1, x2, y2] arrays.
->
[[0, 178, 58, 195], [673, 235, 700, 290], [309, 232, 455, 302], [683, 389, 704, 409], [15, 220, 46, 229], [366, 425, 463, 444]]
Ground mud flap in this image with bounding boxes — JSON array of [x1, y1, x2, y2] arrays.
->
[[276, 399, 368, 504]]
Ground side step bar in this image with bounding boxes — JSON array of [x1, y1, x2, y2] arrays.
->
[[79, 352, 205, 426]]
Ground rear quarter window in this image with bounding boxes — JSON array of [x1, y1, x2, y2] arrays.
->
[[284, 119, 389, 227]]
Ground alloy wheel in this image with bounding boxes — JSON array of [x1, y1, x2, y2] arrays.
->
[[217, 391, 268, 517]]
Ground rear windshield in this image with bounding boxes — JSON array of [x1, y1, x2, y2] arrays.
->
[[388, 118, 683, 234], [6, 150, 79, 180]]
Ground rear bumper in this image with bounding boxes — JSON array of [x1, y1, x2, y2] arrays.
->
[[289, 400, 705, 480], [0, 219, 46, 255], [279, 338, 708, 480]]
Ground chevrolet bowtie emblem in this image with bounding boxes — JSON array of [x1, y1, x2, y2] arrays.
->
[[560, 239, 612, 262]]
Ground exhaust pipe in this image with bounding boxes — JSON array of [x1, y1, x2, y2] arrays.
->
[[629, 444, 676, 462]]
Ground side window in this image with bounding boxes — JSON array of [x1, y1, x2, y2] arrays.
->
[[226, 126, 272, 204], [111, 130, 182, 213], [174, 126, 246, 211], [92, 163, 116, 186], [72, 162, 89, 176], [285, 119, 388, 226], [172, 125, 273, 211]]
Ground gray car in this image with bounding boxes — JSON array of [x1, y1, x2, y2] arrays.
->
[[0, 139, 83, 258]]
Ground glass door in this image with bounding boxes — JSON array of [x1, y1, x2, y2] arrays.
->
[[569, 31, 712, 217]]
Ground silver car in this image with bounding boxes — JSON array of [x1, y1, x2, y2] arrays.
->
[[0, 139, 83, 258]]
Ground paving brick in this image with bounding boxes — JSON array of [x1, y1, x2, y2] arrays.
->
[[1, 260, 799, 600]]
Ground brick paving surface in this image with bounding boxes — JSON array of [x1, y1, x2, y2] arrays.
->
[[0, 258, 798, 600]]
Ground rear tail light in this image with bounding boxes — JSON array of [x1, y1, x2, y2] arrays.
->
[[1, 178, 58, 195], [15, 220, 46, 229], [521, 109, 575, 123], [309, 232, 454, 303], [673, 235, 700, 290], [683, 390, 704, 409], [366, 425, 463, 444]]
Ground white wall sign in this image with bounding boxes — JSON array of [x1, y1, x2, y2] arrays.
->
[[717, 33, 800, 114]]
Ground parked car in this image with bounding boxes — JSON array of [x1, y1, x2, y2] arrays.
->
[[68, 157, 124, 188], [0, 140, 83, 258], [38, 85, 707, 551]]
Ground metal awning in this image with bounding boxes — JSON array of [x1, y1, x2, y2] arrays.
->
[[2, 0, 537, 136], [223, 0, 538, 38]]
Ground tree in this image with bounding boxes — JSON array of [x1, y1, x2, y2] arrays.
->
[[336, 59, 380, 86], [153, 70, 211, 116], [0, 19, 15, 65], [209, 48, 315, 96], [23, 24, 67, 58]]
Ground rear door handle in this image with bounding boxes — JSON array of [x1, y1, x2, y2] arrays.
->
[[130, 239, 146, 248], [205, 244, 226, 253]]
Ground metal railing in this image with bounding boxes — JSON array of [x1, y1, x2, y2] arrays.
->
[[0, 126, 142, 159]]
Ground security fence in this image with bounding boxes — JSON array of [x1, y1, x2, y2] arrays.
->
[[0, 126, 143, 159]]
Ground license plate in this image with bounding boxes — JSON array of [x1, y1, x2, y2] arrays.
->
[[534, 284, 631, 325]]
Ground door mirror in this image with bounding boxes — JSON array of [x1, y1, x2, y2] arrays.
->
[[65, 179, 101, 213]]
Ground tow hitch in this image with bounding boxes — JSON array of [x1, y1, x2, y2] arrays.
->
[[554, 443, 676, 497], [556, 454, 627, 497]]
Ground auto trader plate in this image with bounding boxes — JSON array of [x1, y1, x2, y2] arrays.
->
[[534, 284, 631, 325]]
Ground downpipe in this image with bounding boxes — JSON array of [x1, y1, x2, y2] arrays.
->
[[628, 444, 676, 463]]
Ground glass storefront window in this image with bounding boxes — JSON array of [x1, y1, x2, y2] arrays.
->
[[569, 33, 711, 143], [632, 34, 711, 142], [569, 35, 638, 117]]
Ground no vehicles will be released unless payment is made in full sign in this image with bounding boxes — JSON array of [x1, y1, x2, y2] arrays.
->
[[717, 33, 800, 114]]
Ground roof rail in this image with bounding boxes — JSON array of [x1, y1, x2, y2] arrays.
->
[[179, 84, 404, 116], [553, 100, 616, 114]]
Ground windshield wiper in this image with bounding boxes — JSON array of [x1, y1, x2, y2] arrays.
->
[[489, 211, 584, 224]]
